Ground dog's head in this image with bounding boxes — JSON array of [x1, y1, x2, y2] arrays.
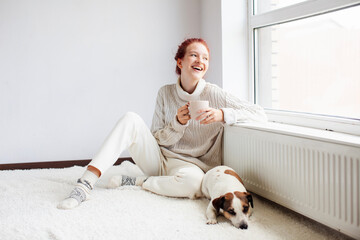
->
[[212, 191, 253, 229]]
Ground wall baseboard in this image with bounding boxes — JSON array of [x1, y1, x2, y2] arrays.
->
[[0, 157, 133, 171]]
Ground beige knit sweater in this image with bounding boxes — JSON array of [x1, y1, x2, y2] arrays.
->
[[151, 78, 267, 172]]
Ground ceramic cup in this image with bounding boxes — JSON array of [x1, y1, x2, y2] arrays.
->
[[189, 100, 209, 120]]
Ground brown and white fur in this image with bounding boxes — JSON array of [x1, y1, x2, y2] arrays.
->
[[201, 166, 253, 229]]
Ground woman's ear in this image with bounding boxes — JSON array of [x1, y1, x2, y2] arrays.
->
[[177, 59, 182, 69]]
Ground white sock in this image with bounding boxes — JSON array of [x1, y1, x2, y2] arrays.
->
[[57, 170, 99, 210], [107, 175, 148, 188], [81, 170, 99, 187]]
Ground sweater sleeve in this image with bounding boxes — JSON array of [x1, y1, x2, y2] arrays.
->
[[221, 91, 268, 125], [150, 88, 188, 147]]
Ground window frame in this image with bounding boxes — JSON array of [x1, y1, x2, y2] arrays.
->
[[248, 0, 360, 136]]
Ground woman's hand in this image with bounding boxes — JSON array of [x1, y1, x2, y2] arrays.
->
[[196, 108, 224, 125], [177, 103, 190, 125]]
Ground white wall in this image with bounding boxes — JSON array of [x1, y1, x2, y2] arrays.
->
[[221, 0, 249, 100], [200, 0, 250, 99], [200, 0, 223, 88], [0, 0, 202, 163], [0, 0, 249, 164]]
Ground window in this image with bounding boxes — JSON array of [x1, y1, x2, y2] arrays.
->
[[249, 0, 360, 135], [255, 0, 308, 14]]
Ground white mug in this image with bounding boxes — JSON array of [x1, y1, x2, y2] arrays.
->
[[189, 100, 209, 120]]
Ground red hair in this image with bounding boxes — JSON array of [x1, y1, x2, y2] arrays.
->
[[174, 38, 210, 75]]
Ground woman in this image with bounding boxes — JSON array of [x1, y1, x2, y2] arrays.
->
[[58, 38, 267, 209]]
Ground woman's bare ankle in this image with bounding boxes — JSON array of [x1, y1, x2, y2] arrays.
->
[[87, 165, 101, 178]]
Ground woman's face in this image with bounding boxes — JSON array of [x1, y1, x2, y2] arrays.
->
[[177, 42, 209, 81]]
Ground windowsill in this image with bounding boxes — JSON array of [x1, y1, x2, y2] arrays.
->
[[231, 121, 360, 148]]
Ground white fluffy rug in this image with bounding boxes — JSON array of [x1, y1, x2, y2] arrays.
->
[[0, 161, 351, 240]]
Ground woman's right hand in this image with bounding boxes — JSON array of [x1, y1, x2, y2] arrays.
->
[[176, 103, 190, 125]]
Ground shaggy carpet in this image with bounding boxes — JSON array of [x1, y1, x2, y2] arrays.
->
[[0, 161, 352, 240]]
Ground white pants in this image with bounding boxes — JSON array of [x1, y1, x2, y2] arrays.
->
[[89, 112, 204, 199]]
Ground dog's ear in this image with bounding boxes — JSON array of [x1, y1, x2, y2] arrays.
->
[[235, 191, 254, 208], [212, 193, 234, 212], [246, 193, 254, 208], [212, 195, 225, 213]]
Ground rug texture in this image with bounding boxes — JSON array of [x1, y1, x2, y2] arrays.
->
[[0, 161, 352, 240]]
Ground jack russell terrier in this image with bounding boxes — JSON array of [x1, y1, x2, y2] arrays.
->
[[201, 166, 253, 229]]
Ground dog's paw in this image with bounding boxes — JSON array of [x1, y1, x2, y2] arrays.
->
[[206, 219, 218, 225]]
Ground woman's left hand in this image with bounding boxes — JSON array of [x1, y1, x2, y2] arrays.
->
[[196, 108, 224, 124]]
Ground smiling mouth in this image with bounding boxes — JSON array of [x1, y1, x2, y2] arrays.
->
[[192, 66, 204, 71]]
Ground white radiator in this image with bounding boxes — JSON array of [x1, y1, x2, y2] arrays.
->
[[223, 124, 360, 239]]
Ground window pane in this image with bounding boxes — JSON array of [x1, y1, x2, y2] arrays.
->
[[255, 0, 309, 14], [256, 6, 360, 120]]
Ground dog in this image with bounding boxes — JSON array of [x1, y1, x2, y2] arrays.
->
[[201, 166, 253, 229]]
